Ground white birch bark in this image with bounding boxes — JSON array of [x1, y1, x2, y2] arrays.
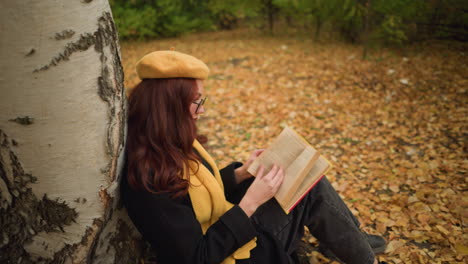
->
[[0, 0, 141, 263]]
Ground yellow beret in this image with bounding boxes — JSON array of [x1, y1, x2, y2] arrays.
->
[[136, 50, 209, 80]]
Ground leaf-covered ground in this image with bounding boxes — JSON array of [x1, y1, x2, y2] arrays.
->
[[120, 29, 467, 264]]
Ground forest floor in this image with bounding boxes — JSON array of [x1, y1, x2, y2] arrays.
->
[[120, 29, 467, 264]]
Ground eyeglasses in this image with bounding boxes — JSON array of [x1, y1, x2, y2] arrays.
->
[[192, 97, 207, 114]]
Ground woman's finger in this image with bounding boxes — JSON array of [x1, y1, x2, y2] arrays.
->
[[247, 149, 264, 164], [252, 149, 264, 157], [264, 165, 279, 181], [272, 168, 285, 188], [255, 165, 265, 179]]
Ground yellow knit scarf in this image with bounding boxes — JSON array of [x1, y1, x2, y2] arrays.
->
[[187, 140, 257, 264]]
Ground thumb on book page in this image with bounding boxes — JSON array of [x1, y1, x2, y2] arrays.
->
[[255, 165, 265, 179]]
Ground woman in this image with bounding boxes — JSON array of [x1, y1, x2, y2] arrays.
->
[[121, 50, 387, 264]]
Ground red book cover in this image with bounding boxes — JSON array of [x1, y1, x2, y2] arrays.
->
[[287, 174, 326, 213]]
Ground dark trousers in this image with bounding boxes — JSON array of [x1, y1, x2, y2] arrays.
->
[[249, 177, 375, 264]]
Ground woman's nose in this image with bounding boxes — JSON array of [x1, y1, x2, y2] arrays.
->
[[198, 105, 205, 114]]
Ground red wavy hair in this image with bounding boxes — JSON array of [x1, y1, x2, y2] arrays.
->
[[126, 78, 200, 198]]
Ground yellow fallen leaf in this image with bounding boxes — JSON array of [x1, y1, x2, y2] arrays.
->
[[417, 213, 431, 225], [376, 222, 387, 234], [435, 225, 450, 235], [454, 244, 468, 255], [389, 184, 400, 192], [385, 240, 405, 253], [394, 217, 409, 227], [407, 195, 420, 204]]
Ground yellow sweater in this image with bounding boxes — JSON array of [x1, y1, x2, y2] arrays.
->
[[188, 140, 257, 264]]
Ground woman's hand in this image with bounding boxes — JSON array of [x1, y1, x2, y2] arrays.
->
[[234, 149, 264, 184], [239, 165, 285, 217]]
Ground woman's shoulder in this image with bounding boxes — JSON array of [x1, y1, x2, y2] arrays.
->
[[122, 180, 190, 214], [120, 159, 194, 223], [122, 174, 189, 204]]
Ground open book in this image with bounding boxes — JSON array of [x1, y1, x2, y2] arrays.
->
[[247, 127, 332, 214]]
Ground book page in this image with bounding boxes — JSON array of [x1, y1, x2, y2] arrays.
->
[[286, 156, 331, 212], [275, 146, 319, 210], [247, 127, 310, 175]]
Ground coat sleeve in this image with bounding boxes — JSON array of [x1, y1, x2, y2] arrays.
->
[[220, 162, 255, 204], [219, 162, 243, 197], [122, 181, 257, 264]]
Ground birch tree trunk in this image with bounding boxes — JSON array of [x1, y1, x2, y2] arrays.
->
[[0, 0, 143, 263]]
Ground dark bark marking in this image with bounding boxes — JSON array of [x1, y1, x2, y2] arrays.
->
[[97, 71, 114, 104], [82, 0, 93, 3], [9, 116, 34, 125], [73, 197, 87, 204], [110, 220, 146, 264], [49, 219, 101, 264], [87, 12, 139, 263], [38, 194, 78, 232], [54, 30, 75, 40], [93, 12, 125, 160], [25, 49, 35, 57], [0, 130, 78, 263], [33, 33, 95, 72]]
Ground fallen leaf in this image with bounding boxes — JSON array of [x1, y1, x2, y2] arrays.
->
[[454, 244, 468, 255], [385, 240, 405, 253]]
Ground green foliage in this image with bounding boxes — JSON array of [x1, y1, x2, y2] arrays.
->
[[426, 0, 468, 41], [110, 0, 468, 43], [112, 5, 159, 40], [333, 0, 366, 42], [272, 0, 314, 26], [208, 0, 254, 29], [372, 0, 427, 20], [110, 0, 214, 40], [370, 0, 425, 44], [374, 15, 408, 45]]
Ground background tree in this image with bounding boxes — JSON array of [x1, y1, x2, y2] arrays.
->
[[208, 0, 251, 30], [0, 0, 144, 263]]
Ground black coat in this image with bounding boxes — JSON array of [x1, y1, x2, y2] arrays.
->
[[120, 158, 291, 264]]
